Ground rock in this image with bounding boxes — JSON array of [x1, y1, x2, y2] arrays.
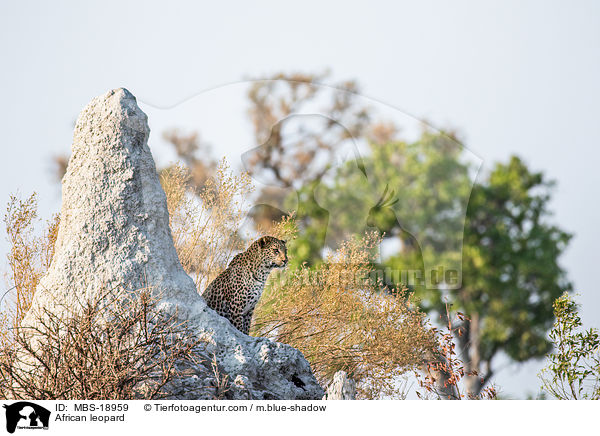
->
[[21, 88, 323, 400], [323, 371, 356, 400]]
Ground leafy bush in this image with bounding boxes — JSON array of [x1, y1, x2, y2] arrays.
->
[[539, 293, 599, 400]]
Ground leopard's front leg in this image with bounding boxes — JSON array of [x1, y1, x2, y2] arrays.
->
[[230, 313, 246, 333], [241, 312, 253, 335]]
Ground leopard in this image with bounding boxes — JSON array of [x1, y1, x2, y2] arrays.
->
[[202, 236, 288, 335]]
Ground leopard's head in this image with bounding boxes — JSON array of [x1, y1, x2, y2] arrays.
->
[[257, 236, 288, 269]]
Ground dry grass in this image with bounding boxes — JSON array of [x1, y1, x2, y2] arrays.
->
[[160, 160, 254, 292], [251, 231, 437, 399], [256, 211, 298, 242], [1, 194, 59, 348]]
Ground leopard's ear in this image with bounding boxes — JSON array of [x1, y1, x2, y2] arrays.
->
[[258, 236, 269, 248]]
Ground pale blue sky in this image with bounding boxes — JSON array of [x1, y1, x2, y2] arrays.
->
[[1, 0, 599, 398]]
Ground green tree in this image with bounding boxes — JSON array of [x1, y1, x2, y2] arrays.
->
[[447, 156, 572, 396], [289, 130, 473, 277], [291, 139, 572, 397]]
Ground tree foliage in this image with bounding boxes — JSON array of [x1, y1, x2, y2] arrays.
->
[[288, 135, 572, 396], [245, 71, 370, 190], [454, 156, 572, 395], [294, 131, 472, 282], [243, 71, 371, 231]]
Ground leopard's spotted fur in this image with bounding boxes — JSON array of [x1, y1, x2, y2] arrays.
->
[[202, 236, 288, 335]]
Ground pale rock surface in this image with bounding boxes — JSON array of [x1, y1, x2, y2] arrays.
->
[[21, 88, 323, 400], [323, 371, 356, 400]]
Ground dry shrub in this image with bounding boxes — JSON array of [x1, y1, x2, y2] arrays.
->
[[252, 231, 436, 399], [160, 160, 253, 292], [0, 287, 227, 400], [256, 212, 298, 242], [1, 194, 59, 347]]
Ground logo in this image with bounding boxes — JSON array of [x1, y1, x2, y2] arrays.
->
[[2, 402, 50, 434]]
